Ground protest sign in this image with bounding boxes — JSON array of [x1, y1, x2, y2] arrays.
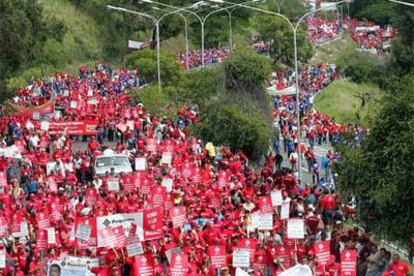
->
[[256, 213, 273, 230], [47, 227, 56, 245], [341, 250, 357, 276], [161, 153, 172, 164], [271, 190, 283, 206], [0, 250, 5, 268], [259, 195, 274, 214], [314, 241, 330, 265], [143, 208, 163, 240], [287, 219, 305, 239], [169, 206, 186, 228], [161, 177, 173, 192], [76, 224, 92, 242], [209, 245, 227, 269], [135, 158, 146, 171], [281, 201, 290, 220], [107, 177, 120, 191], [232, 249, 250, 268], [126, 242, 144, 257], [41, 121, 49, 131], [133, 255, 154, 276], [170, 252, 189, 276], [97, 213, 143, 246]]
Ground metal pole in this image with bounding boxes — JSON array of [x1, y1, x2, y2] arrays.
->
[[229, 11, 233, 46], [201, 22, 205, 68], [293, 28, 301, 182], [156, 22, 161, 91], [184, 18, 189, 70]]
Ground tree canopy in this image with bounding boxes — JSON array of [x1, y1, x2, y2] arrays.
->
[[335, 75, 414, 247]]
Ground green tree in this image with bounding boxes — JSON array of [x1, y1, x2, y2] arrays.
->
[[193, 104, 271, 161], [124, 48, 182, 86], [335, 75, 414, 248], [252, 14, 313, 66], [0, 0, 60, 101]]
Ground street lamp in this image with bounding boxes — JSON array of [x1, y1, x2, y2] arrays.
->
[[209, 0, 347, 183], [107, 5, 193, 91], [140, 0, 260, 68], [389, 0, 414, 7]]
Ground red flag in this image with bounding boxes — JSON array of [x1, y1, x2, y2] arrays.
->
[[314, 241, 330, 266], [169, 206, 186, 228], [341, 249, 357, 276], [208, 245, 227, 269], [143, 208, 163, 241]]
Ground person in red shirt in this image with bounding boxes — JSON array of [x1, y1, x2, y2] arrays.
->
[[387, 254, 410, 276], [319, 190, 337, 226]]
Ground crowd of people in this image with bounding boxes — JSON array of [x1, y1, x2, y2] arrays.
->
[[0, 56, 410, 276], [176, 46, 232, 70], [304, 16, 395, 55]]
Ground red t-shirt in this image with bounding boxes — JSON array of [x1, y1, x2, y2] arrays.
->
[[388, 261, 410, 276]]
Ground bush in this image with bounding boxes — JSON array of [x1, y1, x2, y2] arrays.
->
[[132, 85, 176, 119], [192, 104, 271, 161]]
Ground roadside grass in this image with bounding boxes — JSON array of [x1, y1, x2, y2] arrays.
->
[[314, 79, 384, 127]]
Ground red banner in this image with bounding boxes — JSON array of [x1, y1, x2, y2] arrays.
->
[[9, 100, 54, 118], [35, 120, 98, 135], [208, 245, 227, 269], [314, 241, 330, 266], [341, 250, 357, 276], [143, 208, 163, 241]]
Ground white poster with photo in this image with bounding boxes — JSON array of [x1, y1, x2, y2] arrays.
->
[[280, 202, 290, 220], [97, 213, 144, 246], [232, 250, 250, 268], [287, 219, 305, 239], [135, 158, 146, 171]]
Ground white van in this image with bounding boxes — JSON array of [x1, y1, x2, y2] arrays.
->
[[94, 150, 132, 176]]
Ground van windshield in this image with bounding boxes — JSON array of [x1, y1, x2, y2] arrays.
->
[[95, 156, 128, 167]]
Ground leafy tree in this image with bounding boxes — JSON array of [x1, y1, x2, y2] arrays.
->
[[335, 75, 414, 248], [0, 0, 61, 102], [193, 104, 271, 161], [124, 48, 182, 86], [251, 14, 313, 66], [268, 0, 307, 21]]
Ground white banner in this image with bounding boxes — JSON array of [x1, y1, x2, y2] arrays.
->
[[279, 264, 312, 276]]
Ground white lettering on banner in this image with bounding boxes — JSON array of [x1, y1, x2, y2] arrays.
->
[[127, 243, 144, 257], [135, 158, 146, 171], [97, 213, 143, 247], [271, 190, 283, 206], [287, 219, 305, 239], [280, 202, 290, 220], [76, 224, 92, 242], [232, 250, 250, 268], [47, 227, 56, 244]]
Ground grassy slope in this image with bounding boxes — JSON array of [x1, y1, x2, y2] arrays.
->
[[314, 79, 383, 127], [310, 33, 357, 65]]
